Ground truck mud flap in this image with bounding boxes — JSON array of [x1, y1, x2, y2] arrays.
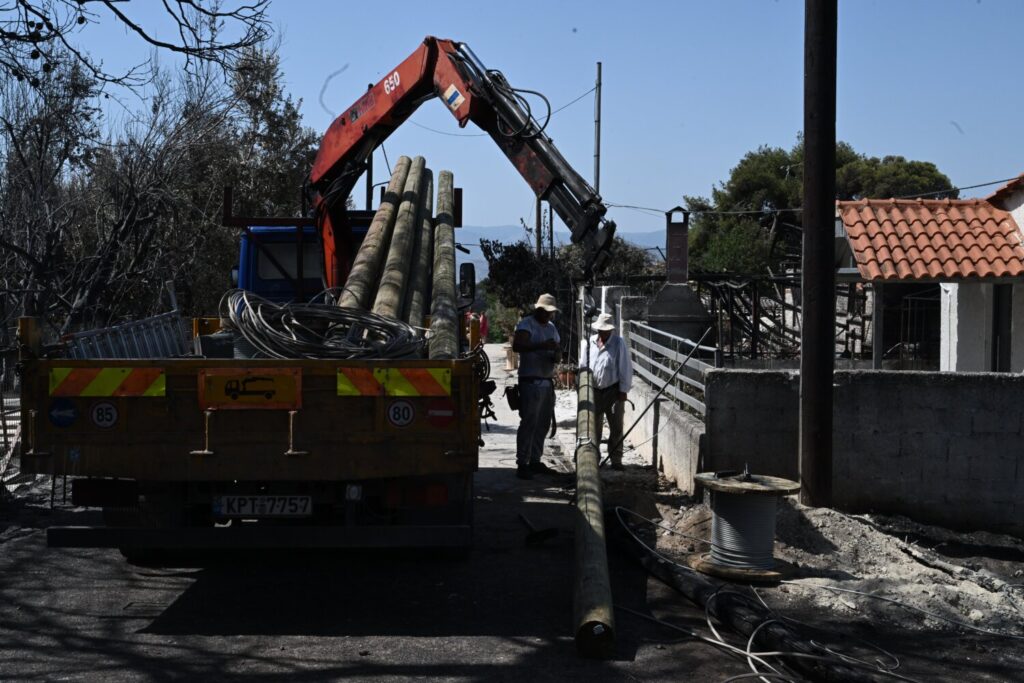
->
[[47, 525, 472, 549]]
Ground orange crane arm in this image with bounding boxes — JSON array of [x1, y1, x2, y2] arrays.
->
[[310, 36, 615, 288]]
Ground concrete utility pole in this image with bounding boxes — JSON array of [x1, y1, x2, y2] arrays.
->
[[799, 0, 836, 507], [548, 204, 554, 258], [594, 62, 602, 193], [535, 196, 543, 258]]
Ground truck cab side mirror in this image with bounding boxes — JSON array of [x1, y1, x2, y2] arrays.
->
[[459, 263, 476, 302]]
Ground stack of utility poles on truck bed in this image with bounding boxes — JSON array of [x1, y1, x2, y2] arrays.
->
[[334, 155, 459, 360]]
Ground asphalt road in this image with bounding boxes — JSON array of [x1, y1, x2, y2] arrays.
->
[[1, 344, 1018, 681], [0, 345, 732, 682]]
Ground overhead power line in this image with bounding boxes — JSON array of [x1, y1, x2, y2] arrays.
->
[[607, 174, 1022, 220], [894, 175, 1020, 199]]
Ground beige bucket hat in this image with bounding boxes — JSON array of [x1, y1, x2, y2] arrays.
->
[[533, 293, 559, 312], [591, 313, 615, 331]]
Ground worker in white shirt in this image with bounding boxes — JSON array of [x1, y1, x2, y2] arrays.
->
[[578, 312, 633, 470], [512, 293, 562, 480]]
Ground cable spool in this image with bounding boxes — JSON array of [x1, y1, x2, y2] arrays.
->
[[688, 471, 800, 583], [710, 492, 778, 569]]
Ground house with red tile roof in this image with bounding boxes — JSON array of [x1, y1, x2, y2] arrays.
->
[[835, 195, 1024, 372], [986, 174, 1024, 221]]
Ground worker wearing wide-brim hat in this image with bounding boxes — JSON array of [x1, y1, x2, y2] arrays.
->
[[511, 293, 562, 480], [579, 312, 633, 470]]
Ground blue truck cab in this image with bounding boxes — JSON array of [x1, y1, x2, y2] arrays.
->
[[236, 224, 370, 302]]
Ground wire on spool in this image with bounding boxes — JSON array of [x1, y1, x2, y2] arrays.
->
[[710, 492, 779, 570]]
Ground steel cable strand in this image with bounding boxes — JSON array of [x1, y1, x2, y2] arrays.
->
[[749, 587, 902, 673], [611, 506, 924, 682], [620, 604, 919, 682], [221, 291, 424, 359]]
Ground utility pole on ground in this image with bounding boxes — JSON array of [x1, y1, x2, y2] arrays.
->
[[799, 0, 837, 507]]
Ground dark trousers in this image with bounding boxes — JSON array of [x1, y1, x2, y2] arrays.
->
[[594, 385, 624, 465], [516, 379, 554, 466]]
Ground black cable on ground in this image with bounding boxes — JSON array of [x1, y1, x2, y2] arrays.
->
[[222, 290, 425, 360], [608, 507, 917, 683]]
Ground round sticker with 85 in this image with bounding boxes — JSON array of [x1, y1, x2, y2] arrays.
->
[[90, 401, 118, 428]]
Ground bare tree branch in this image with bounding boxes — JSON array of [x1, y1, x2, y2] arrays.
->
[[0, 0, 269, 89]]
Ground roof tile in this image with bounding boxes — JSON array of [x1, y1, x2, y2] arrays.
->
[[987, 174, 1024, 205], [836, 198, 1024, 281]]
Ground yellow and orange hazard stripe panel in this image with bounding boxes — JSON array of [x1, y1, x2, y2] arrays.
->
[[49, 367, 166, 397], [337, 368, 451, 397]]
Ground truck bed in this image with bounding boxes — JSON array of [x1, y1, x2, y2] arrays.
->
[[21, 357, 479, 481]]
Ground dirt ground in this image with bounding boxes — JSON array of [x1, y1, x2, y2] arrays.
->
[[600, 461, 1024, 681]]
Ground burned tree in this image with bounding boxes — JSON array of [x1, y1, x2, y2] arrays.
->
[[0, 0, 269, 89]]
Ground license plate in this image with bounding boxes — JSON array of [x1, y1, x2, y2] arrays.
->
[[213, 495, 312, 518]]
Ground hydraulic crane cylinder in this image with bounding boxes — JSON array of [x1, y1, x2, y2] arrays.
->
[[373, 156, 427, 319], [404, 168, 434, 329], [429, 170, 458, 360], [339, 156, 411, 309]]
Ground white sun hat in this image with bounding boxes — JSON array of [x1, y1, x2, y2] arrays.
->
[[591, 313, 615, 332], [533, 293, 559, 312]]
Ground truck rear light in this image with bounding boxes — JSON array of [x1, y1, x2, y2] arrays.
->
[[384, 483, 402, 508], [407, 483, 449, 507], [380, 481, 449, 508]]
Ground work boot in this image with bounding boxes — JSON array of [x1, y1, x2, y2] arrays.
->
[[516, 465, 534, 480], [529, 460, 556, 474], [610, 462, 625, 471]]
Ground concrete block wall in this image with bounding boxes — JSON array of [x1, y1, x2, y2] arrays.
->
[[703, 369, 1024, 536], [623, 380, 705, 493], [703, 370, 799, 480]]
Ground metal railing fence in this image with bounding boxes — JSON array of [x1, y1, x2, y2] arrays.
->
[[625, 320, 720, 417]]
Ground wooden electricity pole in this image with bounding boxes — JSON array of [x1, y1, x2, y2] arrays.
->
[[799, 0, 837, 507], [594, 62, 602, 193]]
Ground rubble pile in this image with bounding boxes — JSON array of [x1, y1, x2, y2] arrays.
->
[[656, 496, 1024, 637]]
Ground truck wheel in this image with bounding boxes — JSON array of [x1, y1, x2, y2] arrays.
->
[[101, 508, 159, 565], [102, 506, 139, 528], [103, 485, 185, 566]]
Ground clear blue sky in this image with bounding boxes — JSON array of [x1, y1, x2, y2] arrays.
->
[[90, 1, 1024, 234]]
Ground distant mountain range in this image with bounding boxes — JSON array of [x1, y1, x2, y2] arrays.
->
[[455, 225, 666, 278]]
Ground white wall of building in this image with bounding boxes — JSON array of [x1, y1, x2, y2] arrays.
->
[[1011, 283, 1024, 371], [986, 187, 1024, 371], [998, 187, 1024, 233], [940, 284, 956, 371], [940, 282, 993, 371]]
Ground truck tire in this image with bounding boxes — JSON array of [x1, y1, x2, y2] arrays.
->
[[103, 485, 186, 565]]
